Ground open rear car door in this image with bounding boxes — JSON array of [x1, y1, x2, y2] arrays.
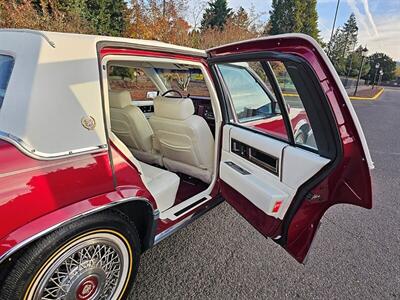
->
[[207, 34, 373, 263]]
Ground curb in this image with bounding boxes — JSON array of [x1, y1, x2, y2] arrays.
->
[[349, 88, 384, 100], [282, 88, 384, 101]]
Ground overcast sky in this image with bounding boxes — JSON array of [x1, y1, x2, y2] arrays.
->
[[188, 0, 400, 60]]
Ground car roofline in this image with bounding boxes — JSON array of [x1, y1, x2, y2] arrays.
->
[[0, 29, 207, 58]]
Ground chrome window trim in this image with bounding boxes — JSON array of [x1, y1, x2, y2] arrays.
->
[[0, 197, 158, 265], [0, 131, 108, 160]]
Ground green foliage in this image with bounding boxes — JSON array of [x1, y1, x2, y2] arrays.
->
[[268, 0, 292, 34], [367, 53, 397, 82], [344, 46, 370, 78], [31, 0, 127, 36], [84, 0, 127, 36], [341, 13, 358, 53], [201, 0, 232, 30], [327, 14, 359, 75], [267, 0, 321, 43], [109, 66, 135, 79], [301, 0, 320, 40], [327, 28, 347, 74], [55, 0, 87, 15]]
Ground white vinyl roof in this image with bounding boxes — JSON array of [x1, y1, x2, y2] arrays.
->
[[0, 29, 206, 158]]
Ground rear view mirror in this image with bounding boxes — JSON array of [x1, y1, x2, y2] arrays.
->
[[146, 91, 158, 99]]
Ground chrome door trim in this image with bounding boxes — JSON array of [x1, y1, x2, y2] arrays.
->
[[0, 131, 108, 160]]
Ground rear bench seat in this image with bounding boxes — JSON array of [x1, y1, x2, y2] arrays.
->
[[140, 162, 180, 212]]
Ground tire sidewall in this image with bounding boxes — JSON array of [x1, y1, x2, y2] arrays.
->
[[1, 211, 141, 300]]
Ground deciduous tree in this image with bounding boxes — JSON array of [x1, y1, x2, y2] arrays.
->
[[395, 65, 400, 78], [231, 6, 250, 30], [125, 0, 190, 45], [367, 52, 397, 82], [344, 45, 370, 78], [3, 0, 127, 36], [0, 0, 93, 33], [199, 6, 260, 48]]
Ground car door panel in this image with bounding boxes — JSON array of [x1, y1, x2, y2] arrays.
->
[[208, 34, 372, 262], [221, 127, 289, 218], [282, 146, 329, 189], [221, 125, 330, 221]]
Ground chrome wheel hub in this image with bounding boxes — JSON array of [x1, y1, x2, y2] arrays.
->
[[75, 274, 100, 300], [28, 232, 131, 300]]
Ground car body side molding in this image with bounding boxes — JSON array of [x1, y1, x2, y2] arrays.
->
[[0, 130, 108, 160], [0, 194, 158, 265]]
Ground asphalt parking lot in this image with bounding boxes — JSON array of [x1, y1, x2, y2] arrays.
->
[[130, 88, 400, 299]]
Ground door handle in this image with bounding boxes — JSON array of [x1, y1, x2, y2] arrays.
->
[[224, 161, 251, 175]]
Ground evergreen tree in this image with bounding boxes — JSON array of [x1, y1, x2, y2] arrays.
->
[[341, 13, 358, 57], [326, 14, 359, 75], [301, 0, 319, 40], [201, 0, 232, 30], [267, 0, 321, 42], [268, 0, 294, 35], [327, 27, 347, 74], [84, 0, 127, 36], [31, 0, 86, 16]]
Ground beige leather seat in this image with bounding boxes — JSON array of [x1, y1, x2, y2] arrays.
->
[[149, 96, 214, 183], [109, 90, 162, 165], [140, 162, 180, 212]]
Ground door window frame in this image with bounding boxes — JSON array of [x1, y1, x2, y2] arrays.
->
[[98, 52, 224, 202], [212, 63, 292, 145], [208, 51, 341, 159]]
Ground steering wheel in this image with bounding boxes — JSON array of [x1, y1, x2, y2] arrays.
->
[[161, 89, 183, 98]]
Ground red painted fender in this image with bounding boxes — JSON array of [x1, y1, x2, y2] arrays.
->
[[0, 188, 155, 264]]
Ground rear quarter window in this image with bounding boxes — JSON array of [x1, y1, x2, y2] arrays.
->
[[0, 55, 14, 109]]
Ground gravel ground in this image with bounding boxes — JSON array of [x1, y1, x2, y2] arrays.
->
[[130, 88, 400, 299]]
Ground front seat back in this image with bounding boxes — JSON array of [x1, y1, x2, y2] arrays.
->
[[149, 96, 214, 183], [109, 90, 162, 165]]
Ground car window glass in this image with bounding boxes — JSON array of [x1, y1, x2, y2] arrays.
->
[[108, 66, 158, 100], [0, 55, 14, 109], [155, 67, 210, 97], [269, 61, 318, 150], [217, 62, 288, 141]]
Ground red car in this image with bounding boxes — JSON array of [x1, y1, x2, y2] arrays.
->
[[0, 30, 373, 299]]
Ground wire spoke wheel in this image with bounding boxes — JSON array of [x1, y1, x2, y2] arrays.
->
[[26, 231, 132, 300]]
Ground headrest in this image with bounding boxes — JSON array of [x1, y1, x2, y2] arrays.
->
[[109, 90, 132, 108], [153, 96, 195, 120]]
